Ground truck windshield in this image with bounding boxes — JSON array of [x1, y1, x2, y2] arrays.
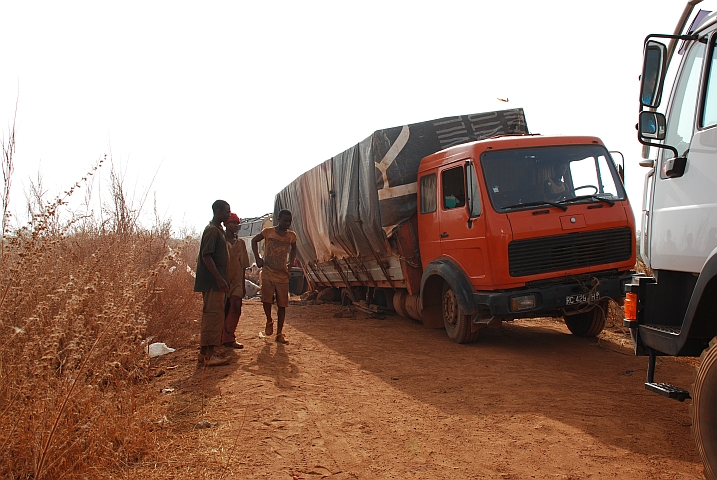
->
[[480, 145, 626, 212]]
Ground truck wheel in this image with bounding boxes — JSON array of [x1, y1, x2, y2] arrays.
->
[[442, 283, 480, 344], [692, 337, 717, 480], [563, 302, 606, 337]]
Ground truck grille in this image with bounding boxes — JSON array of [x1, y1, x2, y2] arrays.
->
[[508, 227, 633, 277]]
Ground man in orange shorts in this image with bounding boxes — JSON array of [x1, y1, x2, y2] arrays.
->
[[251, 209, 297, 344]]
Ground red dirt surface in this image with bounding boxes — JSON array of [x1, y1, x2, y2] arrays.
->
[[146, 299, 704, 479]]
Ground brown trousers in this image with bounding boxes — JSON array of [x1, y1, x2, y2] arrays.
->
[[222, 295, 243, 344], [201, 289, 225, 347]]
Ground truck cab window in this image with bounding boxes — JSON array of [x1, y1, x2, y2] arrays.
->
[[568, 155, 620, 198], [442, 166, 465, 209], [702, 36, 717, 127], [420, 173, 437, 214], [482, 145, 626, 212], [663, 40, 705, 170]]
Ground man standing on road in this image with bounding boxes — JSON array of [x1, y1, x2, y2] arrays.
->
[[222, 213, 250, 349], [194, 200, 232, 367], [251, 209, 297, 344]]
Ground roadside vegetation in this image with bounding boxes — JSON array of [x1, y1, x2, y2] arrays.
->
[[0, 120, 200, 478]]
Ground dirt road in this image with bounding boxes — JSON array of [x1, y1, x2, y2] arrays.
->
[[147, 299, 704, 479]]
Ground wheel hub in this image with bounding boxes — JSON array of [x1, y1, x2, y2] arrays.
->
[[443, 290, 458, 326]]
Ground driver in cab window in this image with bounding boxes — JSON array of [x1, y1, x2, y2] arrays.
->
[[544, 162, 570, 201]]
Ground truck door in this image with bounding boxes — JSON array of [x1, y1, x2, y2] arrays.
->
[[651, 38, 712, 272], [438, 160, 487, 282]]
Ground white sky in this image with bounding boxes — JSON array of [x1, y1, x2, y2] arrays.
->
[[0, 1, 712, 233]]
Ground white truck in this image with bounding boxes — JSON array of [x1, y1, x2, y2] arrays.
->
[[628, 1, 717, 477]]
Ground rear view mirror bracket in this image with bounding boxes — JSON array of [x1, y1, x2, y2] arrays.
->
[[637, 133, 679, 162]]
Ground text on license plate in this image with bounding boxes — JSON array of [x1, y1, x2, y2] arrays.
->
[[565, 291, 600, 306]]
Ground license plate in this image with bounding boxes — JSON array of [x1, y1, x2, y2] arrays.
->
[[565, 291, 600, 306]]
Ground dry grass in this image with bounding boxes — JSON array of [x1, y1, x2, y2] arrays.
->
[[0, 151, 201, 478]]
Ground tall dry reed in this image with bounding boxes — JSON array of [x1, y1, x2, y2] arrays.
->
[[0, 152, 200, 478]]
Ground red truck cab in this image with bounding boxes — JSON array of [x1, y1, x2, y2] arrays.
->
[[416, 134, 636, 342]]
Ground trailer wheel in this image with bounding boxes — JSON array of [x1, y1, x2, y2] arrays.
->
[[442, 283, 479, 344], [692, 336, 717, 480], [563, 302, 606, 337]]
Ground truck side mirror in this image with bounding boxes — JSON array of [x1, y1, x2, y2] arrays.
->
[[638, 111, 667, 141], [641, 40, 668, 108], [465, 160, 481, 224], [609, 150, 625, 183]]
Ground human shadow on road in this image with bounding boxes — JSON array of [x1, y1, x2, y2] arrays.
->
[[242, 342, 299, 388]]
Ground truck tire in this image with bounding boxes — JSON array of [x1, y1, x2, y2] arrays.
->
[[692, 336, 717, 480], [442, 283, 480, 344], [563, 302, 606, 337]]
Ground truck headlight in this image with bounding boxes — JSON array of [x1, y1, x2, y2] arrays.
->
[[510, 294, 536, 312]]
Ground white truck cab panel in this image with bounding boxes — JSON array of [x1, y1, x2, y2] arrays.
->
[[645, 21, 717, 274]]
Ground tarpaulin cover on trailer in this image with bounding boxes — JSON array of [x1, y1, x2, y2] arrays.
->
[[274, 109, 529, 264]]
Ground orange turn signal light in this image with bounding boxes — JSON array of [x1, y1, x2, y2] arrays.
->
[[624, 292, 637, 320]]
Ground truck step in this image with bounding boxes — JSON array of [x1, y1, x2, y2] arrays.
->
[[473, 315, 502, 326], [642, 324, 681, 335], [645, 382, 691, 402], [640, 327, 683, 357]]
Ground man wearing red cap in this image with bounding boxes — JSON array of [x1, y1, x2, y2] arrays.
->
[[222, 213, 250, 349]]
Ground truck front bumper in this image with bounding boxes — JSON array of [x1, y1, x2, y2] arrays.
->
[[473, 272, 633, 319]]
